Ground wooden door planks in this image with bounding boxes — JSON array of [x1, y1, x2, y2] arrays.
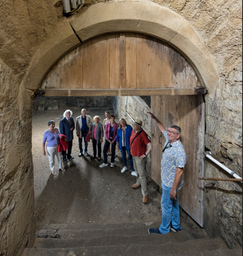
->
[[151, 95, 205, 227], [41, 33, 202, 93]]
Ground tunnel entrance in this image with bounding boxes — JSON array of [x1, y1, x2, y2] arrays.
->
[[35, 33, 206, 227], [32, 95, 158, 229]]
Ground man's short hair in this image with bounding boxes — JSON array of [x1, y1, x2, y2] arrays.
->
[[169, 125, 181, 134], [110, 114, 115, 118]]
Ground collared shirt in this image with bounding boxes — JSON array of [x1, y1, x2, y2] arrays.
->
[[130, 129, 150, 157], [161, 131, 186, 190]]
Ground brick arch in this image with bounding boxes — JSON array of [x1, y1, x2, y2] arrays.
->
[[22, 1, 218, 93]]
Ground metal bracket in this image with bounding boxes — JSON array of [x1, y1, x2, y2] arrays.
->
[[34, 89, 45, 98], [195, 87, 208, 95]]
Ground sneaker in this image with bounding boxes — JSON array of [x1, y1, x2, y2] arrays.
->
[[84, 152, 89, 157], [63, 158, 68, 163], [110, 163, 114, 168], [131, 171, 138, 177], [78, 153, 83, 157], [121, 166, 128, 173], [99, 163, 108, 168], [170, 226, 182, 232], [148, 228, 161, 234]]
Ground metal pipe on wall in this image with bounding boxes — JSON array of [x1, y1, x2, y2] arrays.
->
[[205, 151, 242, 180]]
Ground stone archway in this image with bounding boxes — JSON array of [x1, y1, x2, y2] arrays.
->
[[21, 1, 218, 95], [22, 1, 219, 229], [34, 30, 206, 227]]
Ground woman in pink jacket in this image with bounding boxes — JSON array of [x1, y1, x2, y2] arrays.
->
[[99, 115, 118, 168]]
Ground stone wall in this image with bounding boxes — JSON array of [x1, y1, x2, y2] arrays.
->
[[0, 60, 35, 255], [114, 96, 151, 136], [0, 0, 242, 254], [34, 96, 114, 111], [114, 96, 152, 174]]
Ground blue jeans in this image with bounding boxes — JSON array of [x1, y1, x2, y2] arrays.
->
[[159, 184, 181, 234], [121, 146, 135, 172], [78, 131, 88, 153]]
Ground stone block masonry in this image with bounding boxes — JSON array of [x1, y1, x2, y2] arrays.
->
[[34, 96, 114, 111]]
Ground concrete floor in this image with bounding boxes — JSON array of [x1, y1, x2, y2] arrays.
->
[[32, 106, 162, 230]]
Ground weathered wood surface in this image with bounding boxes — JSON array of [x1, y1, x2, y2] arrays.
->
[[151, 95, 205, 227], [41, 33, 201, 93], [42, 88, 198, 97]]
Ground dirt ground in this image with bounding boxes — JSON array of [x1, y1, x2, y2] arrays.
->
[[32, 106, 162, 230]]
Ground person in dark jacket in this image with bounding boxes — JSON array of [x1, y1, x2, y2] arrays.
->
[[59, 109, 75, 162]]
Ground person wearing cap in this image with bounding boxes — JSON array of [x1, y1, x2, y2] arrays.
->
[[59, 109, 75, 162], [147, 112, 186, 235], [76, 108, 92, 157], [130, 119, 151, 204]]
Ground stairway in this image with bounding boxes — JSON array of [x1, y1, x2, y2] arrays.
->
[[22, 221, 241, 256]]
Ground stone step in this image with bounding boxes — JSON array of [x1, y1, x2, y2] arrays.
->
[[34, 231, 205, 248], [43, 222, 151, 230], [22, 237, 227, 256], [37, 225, 207, 240], [42, 221, 201, 232], [169, 247, 242, 256]]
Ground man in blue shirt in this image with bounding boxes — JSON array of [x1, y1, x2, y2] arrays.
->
[[76, 109, 92, 157], [147, 112, 186, 234]]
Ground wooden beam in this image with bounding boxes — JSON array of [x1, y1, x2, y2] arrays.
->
[[39, 88, 198, 97]]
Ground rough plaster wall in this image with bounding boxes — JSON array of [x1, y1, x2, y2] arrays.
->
[[115, 96, 151, 136], [0, 1, 63, 255], [0, 0, 242, 254], [0, 59, 35, 255], [114, 96, 152, 175]]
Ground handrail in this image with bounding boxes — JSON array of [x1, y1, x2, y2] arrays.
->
[[204, 151, 242, 180], [199, 177, 242, 182], [126, 111, 135, 122]]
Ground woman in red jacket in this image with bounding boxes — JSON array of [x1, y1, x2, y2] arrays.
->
[[99, 115, 118, 168]]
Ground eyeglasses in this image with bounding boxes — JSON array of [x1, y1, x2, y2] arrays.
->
[[167, 129, 179, 135]]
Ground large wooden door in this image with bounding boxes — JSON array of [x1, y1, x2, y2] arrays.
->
[[151, 95, 205, 227], [41, 33, 202, 97]]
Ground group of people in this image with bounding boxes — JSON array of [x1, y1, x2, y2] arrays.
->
[[43, 108, 187, 236]]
